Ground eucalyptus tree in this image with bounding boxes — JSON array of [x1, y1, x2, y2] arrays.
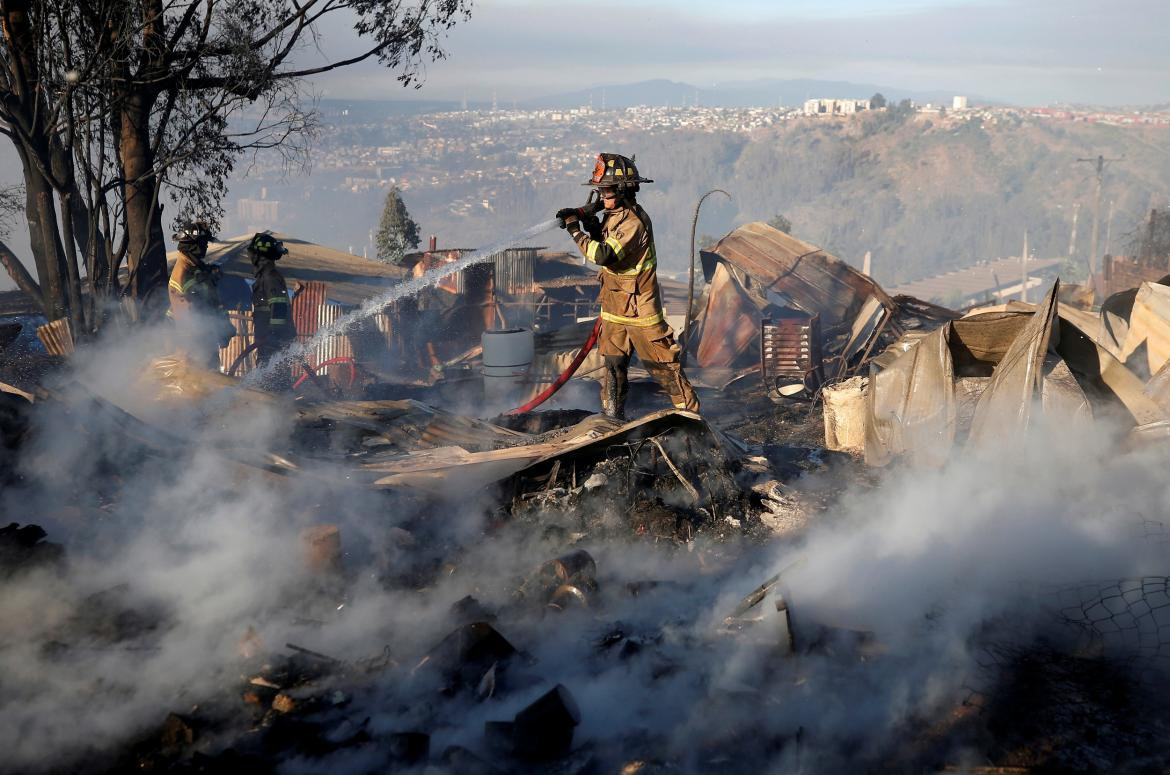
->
[[0, 0, 471, 330]]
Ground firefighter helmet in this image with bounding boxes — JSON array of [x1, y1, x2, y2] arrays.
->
[[248, 232, 288, 261], [583, 153, 653, 189], [173, 221, 213, 247]]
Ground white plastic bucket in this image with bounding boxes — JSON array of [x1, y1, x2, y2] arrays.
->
[[482, 328, 534, 404]]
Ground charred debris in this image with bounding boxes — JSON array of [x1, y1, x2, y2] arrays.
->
[[4, 223, 1170, 772]]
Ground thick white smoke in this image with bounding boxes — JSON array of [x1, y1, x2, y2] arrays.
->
[[2, 320, 1168, 772]]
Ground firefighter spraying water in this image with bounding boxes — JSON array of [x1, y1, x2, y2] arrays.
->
[[556, 153, 699, 419], [240, 218, 562, 389], [241, 154, 698, 422]]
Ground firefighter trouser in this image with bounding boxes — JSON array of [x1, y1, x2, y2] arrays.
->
[[598, 319, 699, 414]]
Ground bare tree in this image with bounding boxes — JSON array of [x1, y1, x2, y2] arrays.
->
[[0, 0, 472, 329]]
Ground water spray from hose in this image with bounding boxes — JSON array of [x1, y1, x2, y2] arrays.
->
[[242, 219, 562, 387]]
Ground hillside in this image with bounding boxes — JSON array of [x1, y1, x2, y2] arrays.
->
[[400, 113, 1170, 289]]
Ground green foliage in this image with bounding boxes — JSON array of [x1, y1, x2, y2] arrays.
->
[[375, 186, 420, 265], [870, 92, 887, 109], [767, 214, 792, 234]]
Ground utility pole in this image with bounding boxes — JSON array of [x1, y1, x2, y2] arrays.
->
[[1076, 154, 1122, 280], [1103, 198, 1115, 257], [1020, 230, 1029, 303]]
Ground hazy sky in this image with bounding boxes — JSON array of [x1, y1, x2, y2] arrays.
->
[[310, 0, 1170, 106]]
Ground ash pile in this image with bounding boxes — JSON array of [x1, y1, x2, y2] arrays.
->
[[7, 223, 1170, 773], [0, 352, 843, 773]]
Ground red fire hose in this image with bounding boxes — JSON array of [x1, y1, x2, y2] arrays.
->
[[508, 317, 602, 415]]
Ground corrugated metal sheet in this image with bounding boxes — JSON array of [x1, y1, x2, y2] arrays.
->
[[419, 412, 527, 450], [373, 310, 395, 352], [707, 222, 893, 331], [695, 262, 759, 369], [891, 256, 1063, 305], [495, 248, 536, 295], [219, 310, 256, 375], [292, 281, 327, 338], [310, 302, 355, 380], [367, 408, 709, 493], [296, 399, 527, 453], [493, 248, 536, 330]]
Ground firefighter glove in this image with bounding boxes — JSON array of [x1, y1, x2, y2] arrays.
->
[[555, 207, 579, 229], [580, 212, 602, 241]]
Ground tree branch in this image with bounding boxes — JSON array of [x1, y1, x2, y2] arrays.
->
[[0, 237, 44, 313]]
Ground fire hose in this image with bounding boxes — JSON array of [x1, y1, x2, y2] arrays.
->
[[507, 317, 602, 415]]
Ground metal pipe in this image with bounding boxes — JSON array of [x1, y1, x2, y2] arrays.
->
[[681, 189, 730, 368]]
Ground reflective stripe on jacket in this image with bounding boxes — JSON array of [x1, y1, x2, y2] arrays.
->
[[252, 261, 295, 344], [167, 255, 222, 321], [571, 203, 666, 327]]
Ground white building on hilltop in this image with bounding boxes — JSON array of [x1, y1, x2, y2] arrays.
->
[[803, 98, 871, 116]]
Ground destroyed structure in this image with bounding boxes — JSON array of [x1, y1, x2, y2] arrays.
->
[[4, 220, 1170, 772]]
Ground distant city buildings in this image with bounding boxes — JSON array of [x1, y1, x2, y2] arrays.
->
[[236, 197, 280, 232], [803, 98, 871, 116], [221, 98, 1170, 255]]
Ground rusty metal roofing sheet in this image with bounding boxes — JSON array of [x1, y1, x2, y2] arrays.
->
[[292, 281, 327, 338], [707, 222, 892, 330], [695, 262, 759, 369]]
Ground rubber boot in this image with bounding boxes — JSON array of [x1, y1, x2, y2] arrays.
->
[[601, 354, 630, 421]]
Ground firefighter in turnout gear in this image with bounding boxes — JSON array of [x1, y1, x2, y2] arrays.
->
[[248, 234, 294, 356], [248, 233, 296, 390], [557, 153, 699, 420], [168, 221, 233, 368]]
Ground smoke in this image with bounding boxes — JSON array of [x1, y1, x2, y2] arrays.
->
[[2, 318, 1169, 772], [243, 218, 561, 388], [704, 413, 1170, 767]]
